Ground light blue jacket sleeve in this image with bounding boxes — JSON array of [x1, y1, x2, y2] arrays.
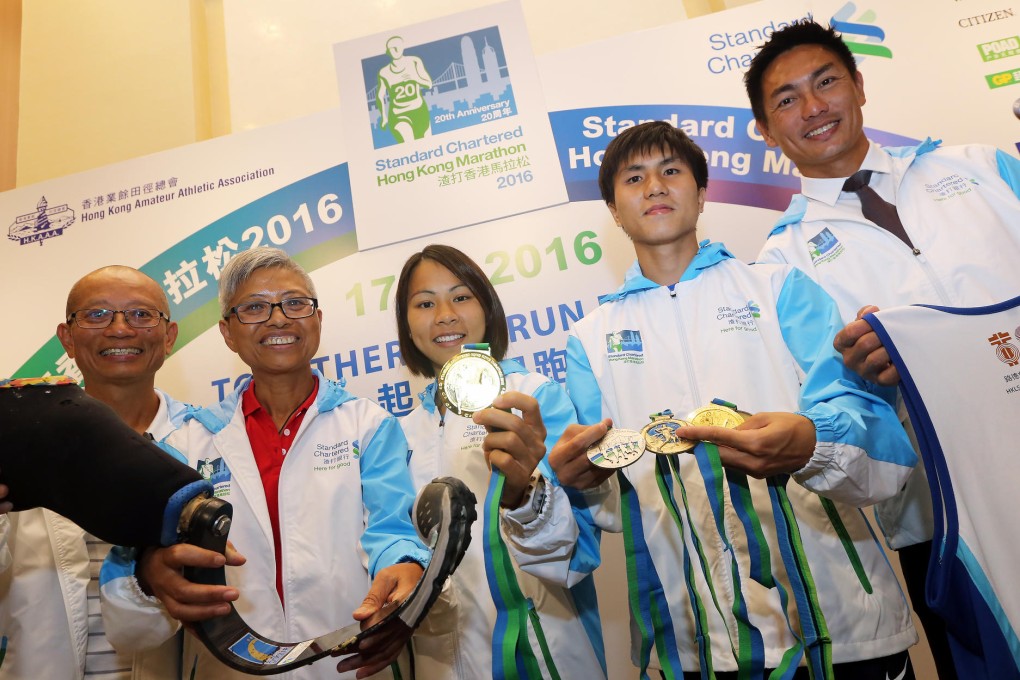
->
[[566, 334, 604, 427], [522, 334, 623, 573], [565, 333, 622, 531], [996, 148, 1020, 197], [777, 268, 916, 506], [359, 414, 430, 576]]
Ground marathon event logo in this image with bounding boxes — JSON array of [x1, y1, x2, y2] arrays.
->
[[8, 196, 75, 246], [198, 456, 232, 497], [807, 227, 846, 264], [606, 329, 644, 365], [362, 26, 517, 150], [831, 3, 893, 60], [989, 330, 1020, 366]]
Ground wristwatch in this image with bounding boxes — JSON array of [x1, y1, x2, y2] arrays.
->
[[437, 343, 506, 417], [503, 473, 547, 525]]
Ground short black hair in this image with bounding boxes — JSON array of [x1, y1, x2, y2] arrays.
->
[[395, 244, 509, 378], [744, 20, 858, 124], [597, 121, 708, 205]]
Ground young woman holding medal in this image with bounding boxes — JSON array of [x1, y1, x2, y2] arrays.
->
[[394, 245, 606, 679]]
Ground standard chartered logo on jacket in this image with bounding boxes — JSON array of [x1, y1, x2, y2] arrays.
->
[[312, 438, 358, 472], [716, 300, 762, 334]]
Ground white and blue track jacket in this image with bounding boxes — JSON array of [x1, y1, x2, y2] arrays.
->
[[566, 242, 917, 674], [402, 361, 605, 679], [100, 373, 428, 680], [757, 139, 1020, 550]]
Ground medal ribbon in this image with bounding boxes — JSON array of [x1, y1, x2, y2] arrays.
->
[[692, 444, 766, 680], [656, 457, 724, 678], [709, 399, 833, 679], [483, 471, 561, 680], [727, 467, 818, 680], [641, 399, 835, 679], [726, 469, 809, 680], [818, 498, 873, 594], [766, 475, 833, 679], [620, 472, 687, 679]]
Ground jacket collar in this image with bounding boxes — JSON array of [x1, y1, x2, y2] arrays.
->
[[769, 137, 941, 237], [598, 240, 734, 304], [188, 369, 353, 433]]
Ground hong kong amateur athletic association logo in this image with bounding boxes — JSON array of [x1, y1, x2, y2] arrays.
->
[[989, 330, 1020, 367], [8, 196, 75, 246]]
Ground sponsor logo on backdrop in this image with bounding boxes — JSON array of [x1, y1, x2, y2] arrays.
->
[[9, 196, 74, 246], [705, 12, 812, 75], [831, 3, 893, 60], [363, 26, 517, 150], [987, 67, 1020, 88], [959, 8, 1015, 28], [979, 35, 1020, 61]]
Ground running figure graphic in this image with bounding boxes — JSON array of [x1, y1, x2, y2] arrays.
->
[[376, 36, 433, 143]]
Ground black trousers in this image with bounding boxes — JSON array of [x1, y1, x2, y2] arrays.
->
[[898, 540, 958, 680]]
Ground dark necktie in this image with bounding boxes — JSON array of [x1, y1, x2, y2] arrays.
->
[[841, 169, 913, 248]]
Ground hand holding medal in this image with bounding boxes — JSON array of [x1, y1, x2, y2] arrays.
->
[[584, 401, 752, 470], [676, 399, 816, 478], [437, 345, 546, 510]]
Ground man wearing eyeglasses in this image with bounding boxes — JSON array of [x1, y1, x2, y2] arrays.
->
[[0, 265, 193, 679], [101, 248, 429, 680]]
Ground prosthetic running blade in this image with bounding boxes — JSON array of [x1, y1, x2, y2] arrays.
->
[[181, 476, 476, 674]]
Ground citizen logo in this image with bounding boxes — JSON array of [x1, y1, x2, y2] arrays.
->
[[958, 8, 1014, 27]]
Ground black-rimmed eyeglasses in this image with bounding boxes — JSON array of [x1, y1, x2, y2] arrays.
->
[[225, 297, 318, 324], [67, 308, 170, 329]]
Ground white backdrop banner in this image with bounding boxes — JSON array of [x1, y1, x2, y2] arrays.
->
[[3, 0, 1019, 414]]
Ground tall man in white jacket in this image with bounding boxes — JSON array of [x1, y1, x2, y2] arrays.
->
[[101, 248, 429, 680], [0, 265, 191, 679], [745, 21, 1020, 679]]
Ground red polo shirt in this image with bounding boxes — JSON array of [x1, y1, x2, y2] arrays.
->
[[242, 378, 318, 603]]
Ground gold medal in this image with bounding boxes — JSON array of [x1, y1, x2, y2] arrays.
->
[[437, 344, 506, 417], [586, 428, 646, 469], [687, 403, 746, 429], [640, 411, 697, 455]]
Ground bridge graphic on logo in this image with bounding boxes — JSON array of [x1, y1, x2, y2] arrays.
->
[[831, 3, 893, 60]]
